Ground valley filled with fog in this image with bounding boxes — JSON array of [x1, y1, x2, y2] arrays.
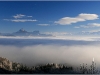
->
[[0, 36, 100, 68]]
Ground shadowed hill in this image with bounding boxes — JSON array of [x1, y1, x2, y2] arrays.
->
[[0, 56, 77, 74], [0, 56, 98, 74]]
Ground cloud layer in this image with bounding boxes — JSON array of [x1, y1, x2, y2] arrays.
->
[[0, 38, 100, 68], [0, 44, 100, 67], [55, 13, 99, 25]]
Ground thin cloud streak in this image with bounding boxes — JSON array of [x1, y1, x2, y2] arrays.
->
[[13, 14, 25, 19], [38, 24, 50, 26], [3, 14, 35, 22], [11, 19, 37, 22], [0, 36, 100, 41], [75, 23, 100, 28], [4, 19, 37, 22]]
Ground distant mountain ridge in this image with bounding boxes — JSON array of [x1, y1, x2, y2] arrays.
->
[[0, 28, 52, 37]]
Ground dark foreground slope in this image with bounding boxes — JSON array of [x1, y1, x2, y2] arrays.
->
[[0, 68, 12, 74], [0, 56, 98, 74], [0, 57, 78, 74]]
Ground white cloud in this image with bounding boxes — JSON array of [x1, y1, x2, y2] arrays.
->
[[11, 19, 37, 22], [44, 32, 72, 36], [88, 23, 100, 27], [80, 25, 90, 28], [80, 30, 100, 36], [88, 30, 100, 33], [75, 23, 100, 28], [13, 14, 25, 19], [4, 14, 35, 22], [55, 17, 84, 25], [4, 19, 37, 22], [55, 13, 99, 25], [13, 14, 33, 18], [38, 24, 50, 26], [78, 13, 99, 20]]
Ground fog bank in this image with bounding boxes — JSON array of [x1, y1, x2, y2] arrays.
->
[[0, 44, 100, 67]]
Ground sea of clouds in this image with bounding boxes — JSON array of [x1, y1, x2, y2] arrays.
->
[[0, 36, 100, 68]]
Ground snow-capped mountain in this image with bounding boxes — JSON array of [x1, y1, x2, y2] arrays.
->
[[0, 28, 52, 37]]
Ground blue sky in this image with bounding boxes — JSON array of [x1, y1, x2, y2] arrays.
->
[[0, 1, 100, 36]]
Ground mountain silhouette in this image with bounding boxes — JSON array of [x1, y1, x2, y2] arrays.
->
[[0, 28, 52, 37]]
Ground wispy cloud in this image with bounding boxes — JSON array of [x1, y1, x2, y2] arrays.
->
[[4, 19, 37, 22], [38, 24, 50, 26], [44, 32, 72, 36], [85, 30, 100, 33], [13, 14, 33, 19], [55, 13, 99, 25], [80, 29, 100, 36], [11, 19, 37, 22], [13, 14, 25, 19], [75, 23, 100, 28], [4, 14, 37, 22]]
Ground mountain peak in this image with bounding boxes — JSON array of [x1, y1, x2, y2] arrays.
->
[[19, 28, 26, 32], [17, 28, 27, 33]]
